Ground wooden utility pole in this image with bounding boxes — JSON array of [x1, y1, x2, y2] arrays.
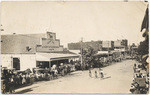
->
[[49, 59, 51, 69], [81, 37, 83, 70]]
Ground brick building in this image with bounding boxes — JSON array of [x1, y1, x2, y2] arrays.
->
[[68, 41, 102, 51], [114, 39, 128, 50], [102, 41, 114, 51]]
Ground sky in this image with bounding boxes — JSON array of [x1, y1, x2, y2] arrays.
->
[[1, 1, 148, 47]]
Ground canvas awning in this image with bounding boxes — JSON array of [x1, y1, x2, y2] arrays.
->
[[110, 50, 121, 53], [69, 50, 80, 55], [94, 51, 109, 56], [36, 53, 79, 61]]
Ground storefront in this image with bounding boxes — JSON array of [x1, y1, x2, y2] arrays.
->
[[1, 32, 79, 71], [1, 53, 36, 71], [36, 53, 79, 68]]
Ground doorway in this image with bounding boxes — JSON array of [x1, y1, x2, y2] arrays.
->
[[13, 58, 20, 70]]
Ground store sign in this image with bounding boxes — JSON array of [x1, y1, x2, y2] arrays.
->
[[36, 32, 64, 52], [36, 45, 63, 52], [42, 39, 60, 47]]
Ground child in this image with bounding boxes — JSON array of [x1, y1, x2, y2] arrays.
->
[[9, 76, 15, 93], [133, 64, 136, 73], [100, 69, 104, 78], [95, 71, 98, 78]]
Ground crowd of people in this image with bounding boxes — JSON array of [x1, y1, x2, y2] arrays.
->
[[1, 67, 38, 94], [1, 62, 78, 94], [1, 54, 130, 94], [130, 56, 149, 94], [93, 54, 127, 68]]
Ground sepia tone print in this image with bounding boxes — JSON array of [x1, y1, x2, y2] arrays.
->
[[0, 1, 149, 94]]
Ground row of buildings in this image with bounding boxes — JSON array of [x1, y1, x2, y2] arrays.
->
[[68, 39, 128, 51], [1, 31, 129, 71], [1, 32, 79, 71]]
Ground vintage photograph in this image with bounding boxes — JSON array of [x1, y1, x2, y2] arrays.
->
[[0, 1, 149, 94]]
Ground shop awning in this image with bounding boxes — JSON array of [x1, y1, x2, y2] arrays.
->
[[69, 50, 80, 55], [110, 50, 121, 53], [94, 51, 109, 56], [36, 53, 79, 61]]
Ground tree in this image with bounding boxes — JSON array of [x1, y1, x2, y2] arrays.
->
[[137, 40, 149, 56], [138, 6, 149, 56], [80, 46, 97, 68]]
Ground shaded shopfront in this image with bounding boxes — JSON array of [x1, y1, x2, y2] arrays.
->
[[36, 53, 79, 68], [93, 51, 113, 67]]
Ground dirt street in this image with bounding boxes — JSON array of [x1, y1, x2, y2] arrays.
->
[[15, 59, 135, 94]]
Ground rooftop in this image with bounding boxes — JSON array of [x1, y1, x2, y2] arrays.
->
[[1, 33, 46, 54]]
